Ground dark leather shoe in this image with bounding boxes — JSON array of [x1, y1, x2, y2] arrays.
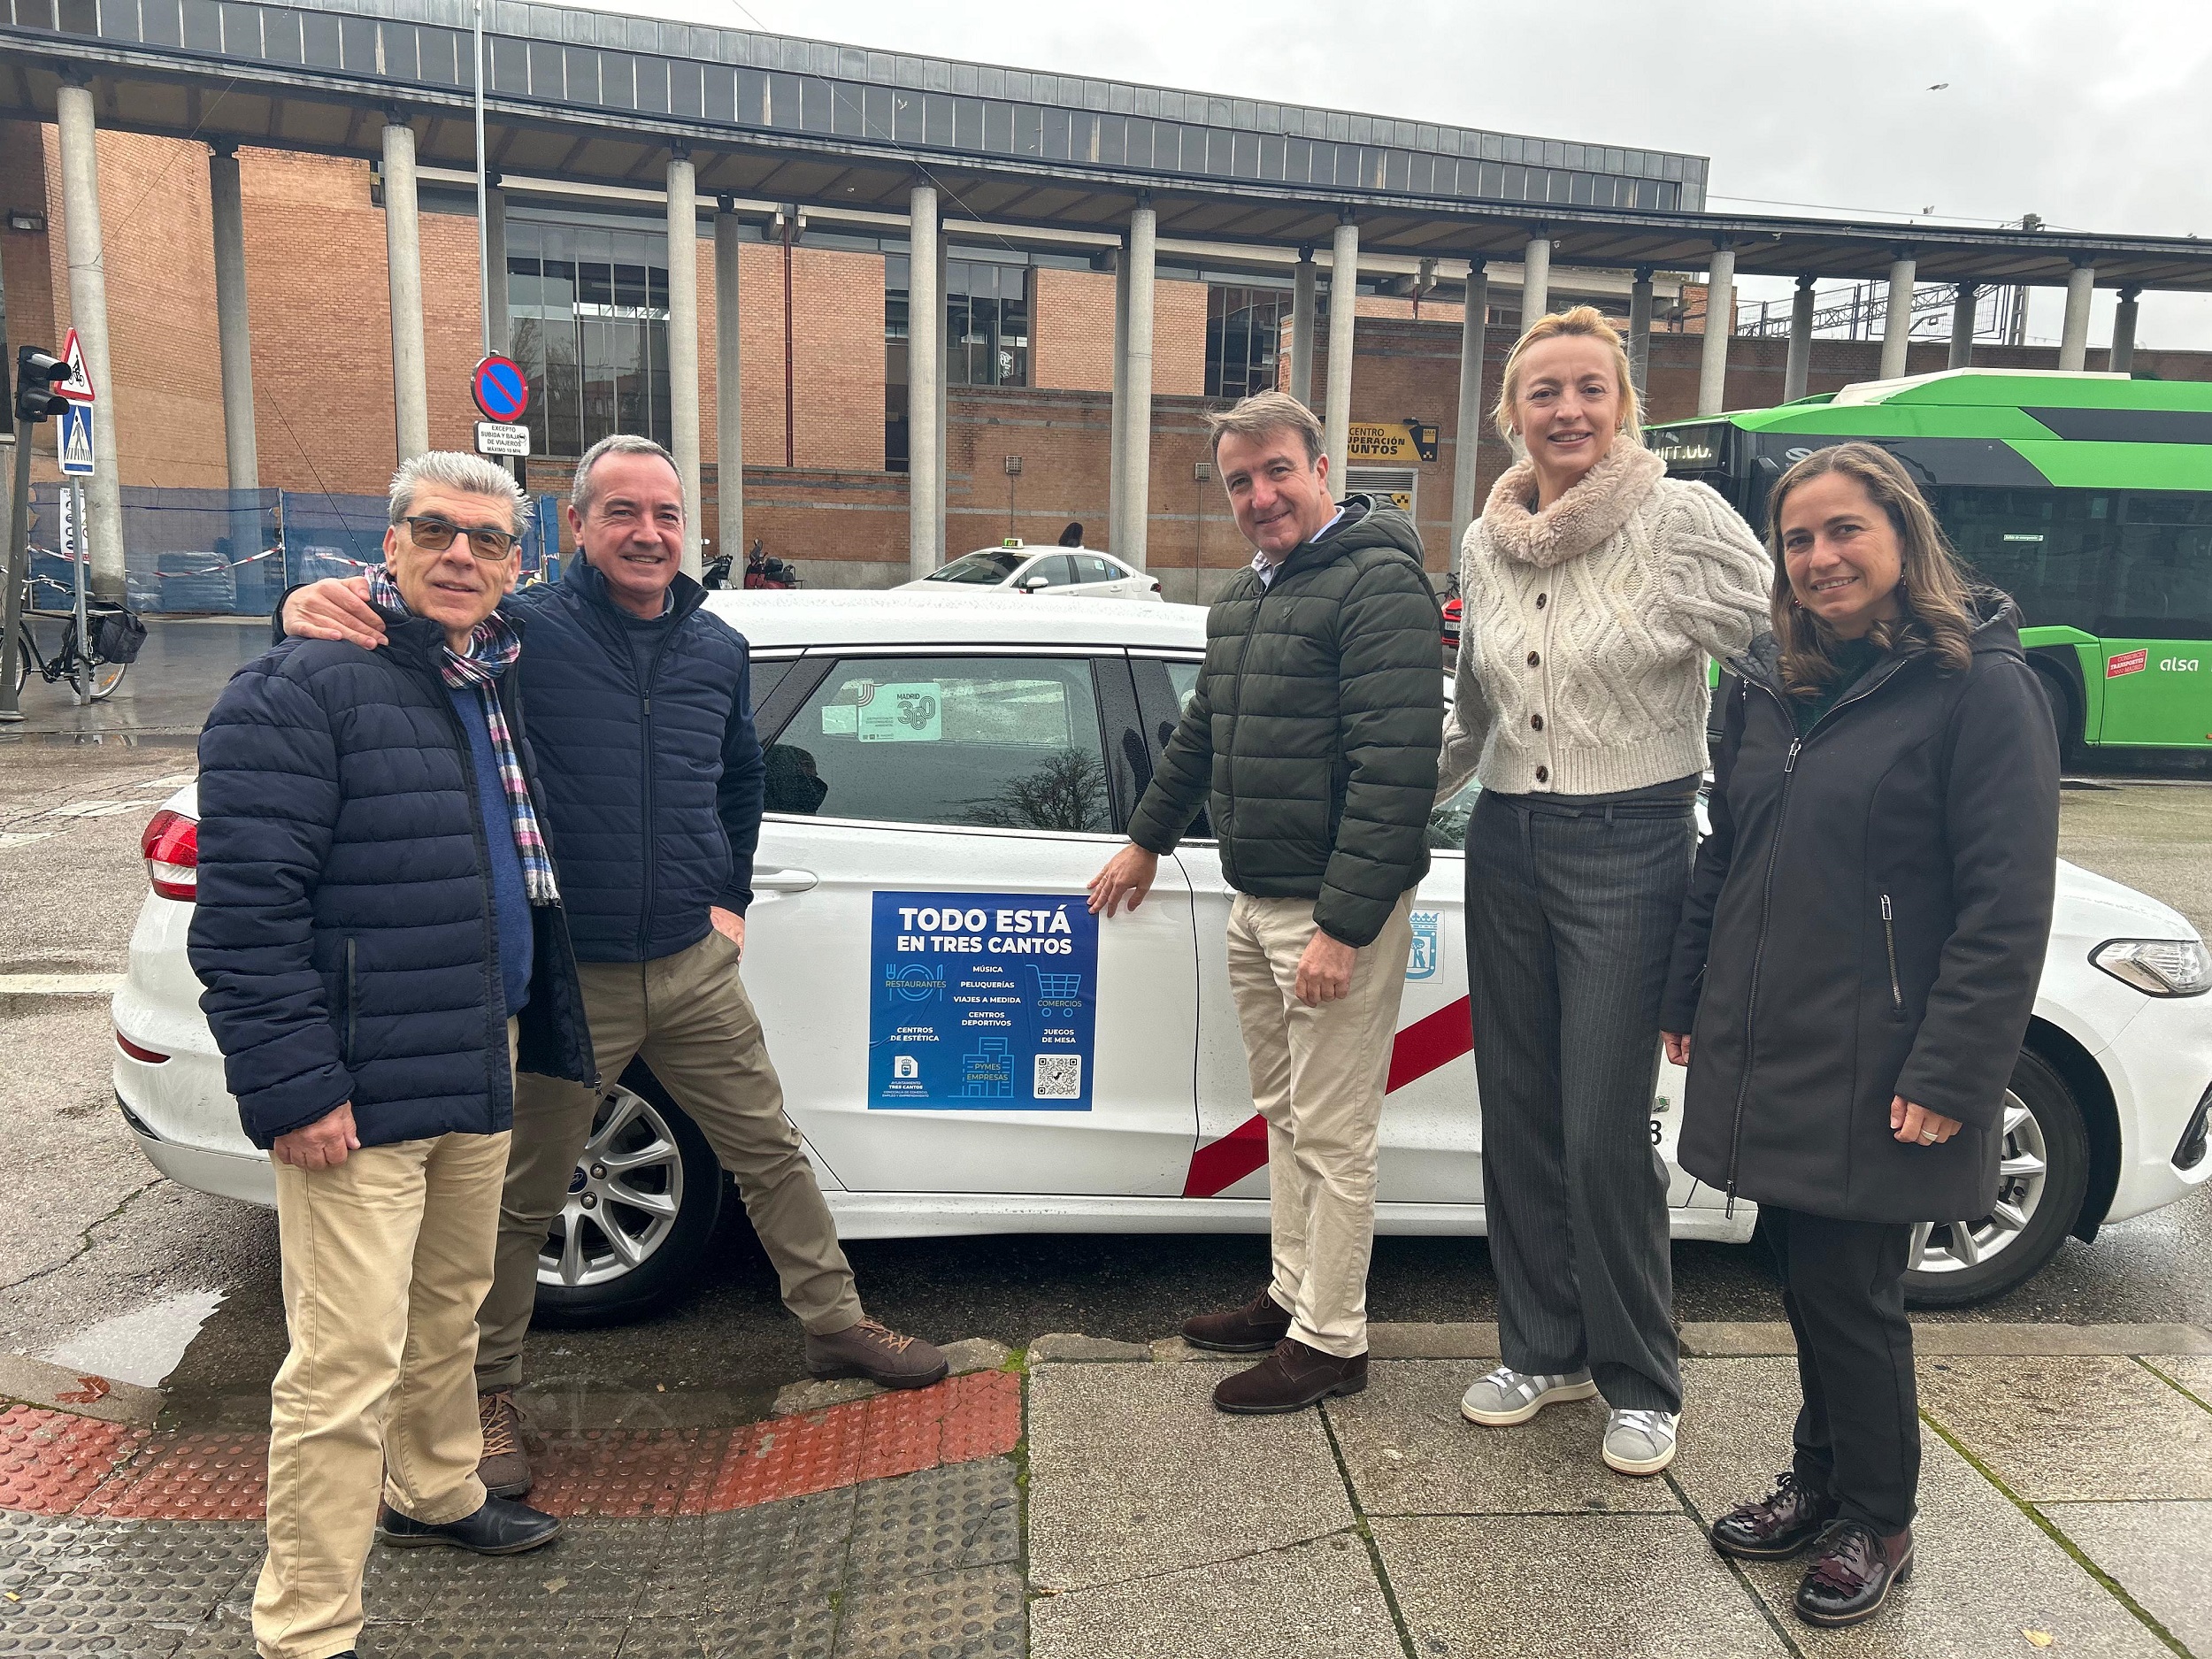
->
[[1182, 1289, 1294, 1354], [1213, 1338, 1368, 1414], [1710, 1471, 1839, 1561], [376, 1495, 562, 1555], [1793, 1521, 1913, 1626]]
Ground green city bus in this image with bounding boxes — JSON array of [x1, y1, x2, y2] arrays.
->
[[1648, 369, 2212, 755]]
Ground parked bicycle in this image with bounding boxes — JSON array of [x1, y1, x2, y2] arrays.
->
[[13, 574, 144, 703]]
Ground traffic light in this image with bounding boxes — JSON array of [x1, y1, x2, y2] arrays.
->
[[15, 348, 69, 424]]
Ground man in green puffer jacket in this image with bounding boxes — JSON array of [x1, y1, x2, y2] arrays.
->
[[1088, 390, 1443, 1416]]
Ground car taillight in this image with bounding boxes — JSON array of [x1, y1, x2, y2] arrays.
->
[[116, 1030, 170, 1064], [142, 809, 197, 901]]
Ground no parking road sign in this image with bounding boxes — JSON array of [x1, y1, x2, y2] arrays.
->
[[471, 355, 529, 424]]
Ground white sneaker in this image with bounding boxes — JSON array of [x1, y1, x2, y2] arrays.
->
[[1460, 1365, 1599, 1426], [1602, 1408, 1679, 1475]]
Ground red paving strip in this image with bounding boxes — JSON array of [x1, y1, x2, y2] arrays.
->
[[0, 1368, 1024, 1523]]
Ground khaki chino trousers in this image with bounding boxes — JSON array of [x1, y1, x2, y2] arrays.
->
[[477, 929, 863, 1391], [254, 1111, 511, 1659], [1225, 889, 1417, 1360]]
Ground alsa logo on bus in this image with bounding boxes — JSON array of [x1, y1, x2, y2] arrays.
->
[[2108, 651, 2200, 678]]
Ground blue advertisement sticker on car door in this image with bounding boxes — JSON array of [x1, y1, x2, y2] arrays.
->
[[870, 892, 1098, 1110]]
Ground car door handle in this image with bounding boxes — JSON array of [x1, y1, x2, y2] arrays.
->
[[754, 867, 818, 894]]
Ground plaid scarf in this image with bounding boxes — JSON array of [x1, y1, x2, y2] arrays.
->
[[369, 567, 559, 904]]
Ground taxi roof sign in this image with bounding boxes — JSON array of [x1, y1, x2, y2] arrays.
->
[[54, 327, 95, 403]]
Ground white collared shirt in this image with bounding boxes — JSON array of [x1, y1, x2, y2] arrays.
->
[[1250, 503, 1347, 590]]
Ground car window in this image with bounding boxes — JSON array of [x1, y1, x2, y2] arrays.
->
[[746, 658, 793, 710], [764, 656, 1112, 833], [928, 549, 1025, 584], [1026, 555, 1079, 588], [1158, 659, 1471, 850], [1076, 555, 1121, 583]]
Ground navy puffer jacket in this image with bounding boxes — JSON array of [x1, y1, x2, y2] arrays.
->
[[190, 612, 595, 1149], [504, 561, 764, 964]]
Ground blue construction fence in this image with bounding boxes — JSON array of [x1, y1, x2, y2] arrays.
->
[[20, 486, 563, 616]]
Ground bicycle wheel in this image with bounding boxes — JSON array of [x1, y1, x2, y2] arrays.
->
[[87, 657, 129, 701]]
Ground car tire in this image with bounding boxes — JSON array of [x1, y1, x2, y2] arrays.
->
[[2032, 664, 2081, 767], [530, 1061, 725, 1329], [1901, 1047, 2091, 1310]]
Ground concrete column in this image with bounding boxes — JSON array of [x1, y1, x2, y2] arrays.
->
[[1324, 218, 1359, 489], [713, 200, 745, 569], [1783, 274, 1816, 403], [207, 142, 258, 492], [1112, 202, 1157, 570], [1450, 260, 1489, 557], [2059, 262, 2095, 371], [1626, 266, 1653, 396], [906, 183, 941, 580], [664, 148, 702, 576], [1947, 282, 1977, 371], [1695, 245, 1735, 417], [381, 115, 429, 461], [53, 79, 125, 598], [1519, 230, 1550, 328], [1109, 250, 1130, 557], [483, 179, 510, 357], [2110, 285, 2140, 374], [1878, 256, 1916, 381], [1288, 247, 1317, 408], [934, 232, 948, 560]]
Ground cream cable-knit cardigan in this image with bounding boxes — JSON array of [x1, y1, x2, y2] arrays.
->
[[1440, 441, 1771, 799]]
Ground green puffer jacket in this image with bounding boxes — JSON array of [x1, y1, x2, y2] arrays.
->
[[1127, 498, 1443, 948]]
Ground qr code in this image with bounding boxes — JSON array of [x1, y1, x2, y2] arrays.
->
[[1033, 1055, 1082, 1099]]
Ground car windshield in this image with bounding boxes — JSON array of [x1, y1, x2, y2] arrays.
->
[[926, 550, 1026, 585]]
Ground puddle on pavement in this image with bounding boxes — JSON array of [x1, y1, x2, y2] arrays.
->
[[40, 1287, 227, 1388]]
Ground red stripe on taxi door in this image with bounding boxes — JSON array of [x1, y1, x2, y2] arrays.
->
[[1180, 995, 1473, 1198]]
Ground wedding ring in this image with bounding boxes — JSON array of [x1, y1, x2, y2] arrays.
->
[[1919, 1132, 1938, 1143]]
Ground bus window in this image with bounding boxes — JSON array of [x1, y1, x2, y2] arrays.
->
[[2109, 496, 2212, 640], [1939, 488, 2112, 632]]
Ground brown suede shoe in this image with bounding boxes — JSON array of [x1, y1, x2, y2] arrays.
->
[[1181, 1289, 1294, 1354], [476, 1389, 532, 1500], [1212, 1338, 1368, 1415], [1794, 1522, 1914, 1627], [803, 1317, 950, 1389]]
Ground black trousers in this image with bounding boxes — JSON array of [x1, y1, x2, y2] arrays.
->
[[1764, 1205, 1919, 1535], [1465, 788, 1690, 1414]]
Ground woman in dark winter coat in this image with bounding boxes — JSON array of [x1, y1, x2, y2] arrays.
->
[[1660, 442, 2059, 1629]]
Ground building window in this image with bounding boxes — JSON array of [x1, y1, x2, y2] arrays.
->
[[884, 251, 1032, 471], [1207, 284, 1288, 401], [505, 218, 673, 457]]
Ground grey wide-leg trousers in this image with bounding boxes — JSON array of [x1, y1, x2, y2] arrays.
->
[[1465, 787, 1690, 1414]]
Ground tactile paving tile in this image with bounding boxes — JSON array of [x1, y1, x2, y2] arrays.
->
[[81, 1433, 267, 1521], [369, 1614, 638, 1656], [831, 1563, 1025, 1658], [695, 1591, 841, 1659], [362, 1517, 663, 1619], [0, 1509, 89, 1596], [934, 1372, 1022, 1469], [844, 1461, 1019, 1588], [708, 1371, 1022, 1514], [636, 1487, 849, 1617], [0, 1409, 141, 1517], [0, 1517, 265, 1656], [530, 1427, 735, 1519]]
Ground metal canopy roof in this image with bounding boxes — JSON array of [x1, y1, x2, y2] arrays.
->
[[7, 11, 2212, 292]]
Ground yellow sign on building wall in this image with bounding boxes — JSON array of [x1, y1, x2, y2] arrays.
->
[[1347, 421, 1440, 465]]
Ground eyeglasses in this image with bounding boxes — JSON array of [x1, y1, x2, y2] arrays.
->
[[403, 516, 519, 560]]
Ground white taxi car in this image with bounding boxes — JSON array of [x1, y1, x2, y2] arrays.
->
[[897, 541, 1162, 601], [113, 592, 2212, 1322]]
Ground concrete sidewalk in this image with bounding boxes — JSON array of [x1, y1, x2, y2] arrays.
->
[[4, 1323, 2208, 1656], [1025, 1322, 2212, 1659]]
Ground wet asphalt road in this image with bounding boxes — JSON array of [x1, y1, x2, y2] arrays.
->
[[4, 618, 2208, 1432]]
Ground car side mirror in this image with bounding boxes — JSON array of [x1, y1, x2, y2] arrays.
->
[[1020, 574, 1050, 590]]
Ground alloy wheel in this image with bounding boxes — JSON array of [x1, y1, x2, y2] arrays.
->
[[537, 1085, 687, 1288], [1905, 1090, 2047, 1277]]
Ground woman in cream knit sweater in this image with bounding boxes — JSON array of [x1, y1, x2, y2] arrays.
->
[[1443, 307, 1769, 1478]]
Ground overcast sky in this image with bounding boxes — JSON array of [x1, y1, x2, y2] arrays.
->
[[603, 0, 2212, 349]]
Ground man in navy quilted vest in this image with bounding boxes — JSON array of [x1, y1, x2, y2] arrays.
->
[[195, 452, 597, 1659], [280, 434, 946, 1502]]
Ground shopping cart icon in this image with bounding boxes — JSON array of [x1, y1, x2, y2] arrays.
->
[[1031, 970, 1085, 1002]]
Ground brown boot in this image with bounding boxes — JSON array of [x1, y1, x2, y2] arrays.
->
[[1181, 1289, 1294, 1354], [1212, 1338, 1368, 1415], [1794, 1522, 1914, 1626], [476, 1389, 533, 1500], [803, 1317, 950, 1389]]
